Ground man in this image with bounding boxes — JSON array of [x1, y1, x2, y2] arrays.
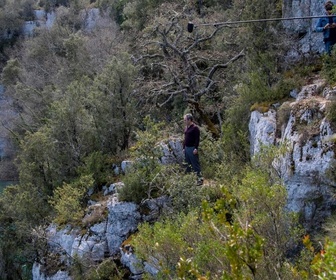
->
[[183, 113, 203, 185], [316, 1, 336, 55]]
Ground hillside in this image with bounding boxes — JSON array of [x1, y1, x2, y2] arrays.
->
[[0, 0, 335, 279]]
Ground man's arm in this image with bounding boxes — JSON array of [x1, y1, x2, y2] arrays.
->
[[316, 18, 326, 32]]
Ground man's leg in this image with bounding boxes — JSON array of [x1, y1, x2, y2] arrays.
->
[[325, 41, 332, 55], [190, 154, 201, 177], [185, 147, 203, 184], [184, 147, 193, 173]]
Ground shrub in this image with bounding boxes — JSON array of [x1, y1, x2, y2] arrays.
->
[[71, 257, 127, 280], [200, 124, 249, 181], [160, 167, 208, 213], [49, 175, 94, 226], [132, 211, 205, 279], [311, 239, 336, 279], [77, 151, 115, 188], [118, 162, 163, 204], [326, 100, 336, 126], [132, 159, 307, 279], [133, 201, 264, 279], [118, 116, 166, 203], [321, 49, 336, 85]]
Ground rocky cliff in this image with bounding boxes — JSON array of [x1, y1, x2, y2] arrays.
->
[[282, 0, 329, 56], [249, 78, 336, 230]]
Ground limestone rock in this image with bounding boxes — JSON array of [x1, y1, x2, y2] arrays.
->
[[249, 79, 336, 230], [106, 202, 141, 255], [159, 137, 184, 165], [282, 0, 325, 56], [249, 110, 277, 156], [32, 263, 70, 280]]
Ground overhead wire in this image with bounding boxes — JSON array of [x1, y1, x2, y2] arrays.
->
[[187, 15, 331, 32]]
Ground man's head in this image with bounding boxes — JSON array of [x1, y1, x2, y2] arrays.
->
[[325, 1, 334, 12], [184, 113, 193, 125]]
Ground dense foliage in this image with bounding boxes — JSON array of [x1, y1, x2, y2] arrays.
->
[[0, 0, 335, 279]]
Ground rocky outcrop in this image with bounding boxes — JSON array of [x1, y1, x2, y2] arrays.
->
[[159, 137, 184, 165], [249, 78, 336, 230], [106, 202, 141, 256], [33, 192, 141, 279], [32, 263, 70, 280], [282, 0, 326, 56], [22, 8, 102, 37], [33, 194, 172, 280]]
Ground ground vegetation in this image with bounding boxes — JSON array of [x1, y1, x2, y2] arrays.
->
[[0, 0, 334, 279]]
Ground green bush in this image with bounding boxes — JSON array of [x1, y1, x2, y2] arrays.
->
[[326, 100, 336, 126], [321, 49, 336, 85], [119, 162, 163, 204], [118, 116, 166, 203], [161, 168, 208, 213], [132, 211, 205, 279], [77, 151, 115, 188], [311, 239, 336, 279], [133, 201, 264, 279], [49, 175, 94, 226], [132, 159, 305, 279], [70, 257, 127, 280], [200, 124, 249, 182]]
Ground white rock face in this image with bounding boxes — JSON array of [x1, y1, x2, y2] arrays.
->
[[22, 8, 101, 37], [282, 0, 325, 56], [249, 110, 277, 156], [159, 137, 184, 165], [32, 263, 70, 280], [33, 201, 141, 280], [249, 79, 336, 229], [106, 202, 141, 255]]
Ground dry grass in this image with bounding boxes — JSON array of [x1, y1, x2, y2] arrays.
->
[[82, 199, 109, 227]]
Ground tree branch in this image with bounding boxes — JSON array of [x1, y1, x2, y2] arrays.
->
[[207, 49, 245, 81]]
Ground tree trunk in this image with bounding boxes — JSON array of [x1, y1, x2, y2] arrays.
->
[[193, 102, 220, 139]]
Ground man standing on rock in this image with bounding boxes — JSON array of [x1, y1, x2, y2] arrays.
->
[[316, 1, 336, 55], [183, 113, 203, 185]]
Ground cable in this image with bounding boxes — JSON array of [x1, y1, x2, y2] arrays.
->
[[187, 14, 333, 32]]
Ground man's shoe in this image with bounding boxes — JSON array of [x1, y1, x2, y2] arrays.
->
[[197, 178, 204, 186]]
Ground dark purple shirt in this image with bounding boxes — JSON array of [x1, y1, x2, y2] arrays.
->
[[184, 123, 200, 149]]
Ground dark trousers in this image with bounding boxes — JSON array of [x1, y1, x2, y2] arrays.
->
[[325, 40, 336, 55], [185, 146, 201, 177]]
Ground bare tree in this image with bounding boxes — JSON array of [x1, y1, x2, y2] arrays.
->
[[133, 10, 244, 138]]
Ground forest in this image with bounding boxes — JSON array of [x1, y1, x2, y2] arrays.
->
[[0, 0, 335, 279]]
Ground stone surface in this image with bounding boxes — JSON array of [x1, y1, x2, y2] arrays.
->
[[120, 249, 144, 275], [249, 79, 336, 230], [106, 202, 141, 255], [249, 110, 277, 156], [32, 263, 70, 280], [282, 0, 326, 56], [159, 137, 184, 165], [33, 201, 141, 279]]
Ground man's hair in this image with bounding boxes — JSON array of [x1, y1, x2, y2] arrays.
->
[[184, 113, 193, 121], [325, 1, 334, 10]]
